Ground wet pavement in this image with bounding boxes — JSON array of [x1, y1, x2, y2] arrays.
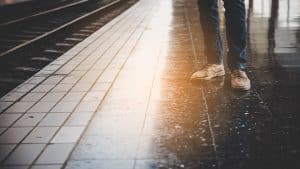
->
[[0, 0, 300, 168]]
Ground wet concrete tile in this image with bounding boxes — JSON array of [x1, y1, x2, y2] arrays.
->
[[85, 114, 145, 136], [70, 135, 140, 160], [5, 102, 35, 113], [97, 69, 119, 83], [50, 101, 79, 113], [75, 101, 99, 112], [82, 91, 106, 102], [65, 112, 93, 126], [0, 128, 6, 134], [97, 99, 148, 116], [28, 102, 57, 113], [40, 92, 65, 102], [75, 64, 93, 71], [51, 126, 85, 143], [24, 76, 46, 84], [65, 160, 134, 169], [31, 84, 56, 93], [21, 93, 46, 102], [137, 112, 214, 160], [0, 114, 22, 127], [51, 84, 73, 92], [71, 83, 93, 92], [0, 144, 16, 162], [61, 92, 86, 102], [91, 82, 111, 91], [0, 102, 13, 113], [31, 165, 62, 169], [42, 75, 64, 85], [0, 127, 32, 143], [69, 114, 145, 160], [14, 84, 36, 93], [0, 92, 26, 102], [80, 71, 102, 83], [134, 159, 218, 169], [38, 113, 70, 127], [60, 75, 82, 84], [13, 113, 46, 127], [105, 87, 150, 101], [0, 165, 29, 169], [36, 144, 75, 164], [4, 144, 45, 165], [23, 127, 59, 143]]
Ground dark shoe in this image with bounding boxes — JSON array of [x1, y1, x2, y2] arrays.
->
[[231, 70, 251, 90]]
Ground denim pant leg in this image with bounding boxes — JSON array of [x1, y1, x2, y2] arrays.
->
[[197, 0, 223, 64], [223, 0, 247, 70]]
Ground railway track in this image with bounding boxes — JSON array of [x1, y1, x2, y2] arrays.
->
[[0, 0, 89, 27], [0, 0, 137, 97], [0, 0, 125, 57], [0, 0, 84, 24]]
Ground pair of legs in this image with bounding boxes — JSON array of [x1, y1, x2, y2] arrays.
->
[[192, 0, 250, 90], [198, 0, 247, 70]]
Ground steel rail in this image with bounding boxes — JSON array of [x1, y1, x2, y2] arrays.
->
[[0, 0, 89, 27], [0, 0, 123, 58]]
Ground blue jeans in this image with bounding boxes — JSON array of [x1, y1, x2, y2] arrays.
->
[[198, 0, 247, 70]]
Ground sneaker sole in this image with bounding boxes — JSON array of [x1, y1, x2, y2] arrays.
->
[[231, 84, 251, 91]]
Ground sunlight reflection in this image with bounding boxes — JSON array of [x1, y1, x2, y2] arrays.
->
[[148, 7, 173, 104], [0, 0, 26, 5]]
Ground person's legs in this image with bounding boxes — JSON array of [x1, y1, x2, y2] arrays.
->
[[223, 0, 247, 70], [223, 0, 250, 90], [197, 0, 223, 64], [190, 0, 225, 81]]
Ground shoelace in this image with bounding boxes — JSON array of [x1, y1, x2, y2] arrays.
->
[[202, 64, 213, 70], [232, 70, 244, 79]]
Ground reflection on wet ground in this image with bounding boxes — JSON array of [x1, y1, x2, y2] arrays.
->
[[66, 0, 300, 168], [0, 0, 27, 5]]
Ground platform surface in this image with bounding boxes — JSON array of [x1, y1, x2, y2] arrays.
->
[[0, 0, 299, 168]]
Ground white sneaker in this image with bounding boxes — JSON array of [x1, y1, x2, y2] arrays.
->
[[190, 64, 225, 81], [231, 70, 251, 90]]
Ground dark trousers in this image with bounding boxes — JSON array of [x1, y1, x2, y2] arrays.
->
[[198, 0, 247, 70]]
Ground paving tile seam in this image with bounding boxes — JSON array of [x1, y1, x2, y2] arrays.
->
[[0, 129, 34, 164], [132, 47, 165, 168], [129, 1, 178, 167], [0, 114, 24, 131], [182, 1, 201, 71], [0, 1, 152, 167], [182, 0, 220, 167], [0, 0, 142, 113]]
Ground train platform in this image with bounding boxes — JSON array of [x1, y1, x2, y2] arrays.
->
[[0, 0, 299, 168]]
